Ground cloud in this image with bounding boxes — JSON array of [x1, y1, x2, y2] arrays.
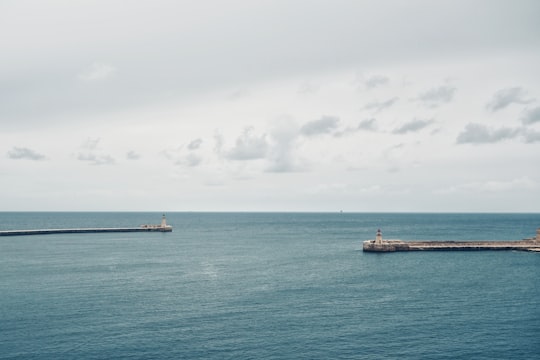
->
[[266, 117, 306, 173], [177, 153, 202, 167], [382, 143, 405, 160], [82, 138, 100, 150], [521, 106, 540, 125], [77, 153, 115, 165], [334, 118, 377, 137], [187, 138, 203, 150], [300, 116, 340, 136], [456, 123, 521, 144], [523, 129, 540, 143], [358, 118, 378, 131], [486, 87, 535, 111], [77, 138, 115, 164], [7, 147, 46, 161], [416, 85, 456, 107], [226, 127, 268, 160], [363, 97, 399, 112], [213, 132, 225, 154], [161, 144, 203, 167], [392, 119, 434, 134], [77, 62, 116, 82], [364, 75, 389, 89], [126, 151, 141, 160]]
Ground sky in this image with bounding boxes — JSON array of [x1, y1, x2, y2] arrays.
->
[[1, 0, 540, 212]]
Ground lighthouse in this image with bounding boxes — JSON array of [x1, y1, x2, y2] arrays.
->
[[161, 214, 167, 228], [375, 229, 383, 245]]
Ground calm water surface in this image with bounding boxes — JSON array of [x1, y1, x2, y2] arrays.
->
[[1, 213, 539, 359]]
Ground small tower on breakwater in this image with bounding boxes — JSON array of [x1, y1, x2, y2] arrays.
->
[[139, 214, 172, 231], [375, 229, 383, 245], [161, 214, 168, 228]]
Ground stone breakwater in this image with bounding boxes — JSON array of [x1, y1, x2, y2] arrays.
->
[[363, 228, 540, 252], [363, 239, 540, 252], [0, 227, 172, 236], [0, 214, 173, 237]]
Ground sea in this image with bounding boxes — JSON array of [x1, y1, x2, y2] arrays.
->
[[0, 212, 539, 359]]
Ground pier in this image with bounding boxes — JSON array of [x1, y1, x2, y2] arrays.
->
[[363, 229, 540, 252], [0, 214, 173, 237]]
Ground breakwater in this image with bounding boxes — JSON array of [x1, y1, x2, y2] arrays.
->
[[0, 214, 173, 236], [363, 239, 540, 252], [363, 228, 540, 252], [0, 227, 172, 236]]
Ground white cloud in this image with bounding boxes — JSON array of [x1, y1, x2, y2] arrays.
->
[[364, 75, 389, 89], [126, 151, 141, 160], [77, 138, 115, 165], [82, 138, 100, 150], [486, 87, 535, 111], [177, 153, 203, 167], [187, 138, 203, 150], [7, 147, 46, 161], [523, 129, 540, 143], [266, 119, 305, 173], [392, 119, 434, 134], [416, 85, 456, 108], [335, 118, 378, 137], [456, 123, 520, 144], [213, 132, 225, 155], [225, 127, 268, 160], [358, 118, 378, 131], [77, 153, 115, 165], [521, 106, 540, 125], [363, 97, 399, 112], [300, 116, 340, 136]]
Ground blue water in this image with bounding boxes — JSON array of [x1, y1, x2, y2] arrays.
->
[[1, 212, 539, 359]]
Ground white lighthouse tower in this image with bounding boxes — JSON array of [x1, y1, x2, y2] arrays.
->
[[375, 229, 383, 245], [161, 214, 168, 228]]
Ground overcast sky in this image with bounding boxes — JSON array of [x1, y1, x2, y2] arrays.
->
[[1, 0, 540, 212]]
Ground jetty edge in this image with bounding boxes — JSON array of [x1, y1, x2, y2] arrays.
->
[[363, 228, 540, 252], [0, 214, 172, 237]]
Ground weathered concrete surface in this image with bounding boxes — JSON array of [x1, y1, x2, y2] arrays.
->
[[363, 239, 540, 252]]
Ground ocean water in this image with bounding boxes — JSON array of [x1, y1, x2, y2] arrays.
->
[[0, 212, 539, 359]]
